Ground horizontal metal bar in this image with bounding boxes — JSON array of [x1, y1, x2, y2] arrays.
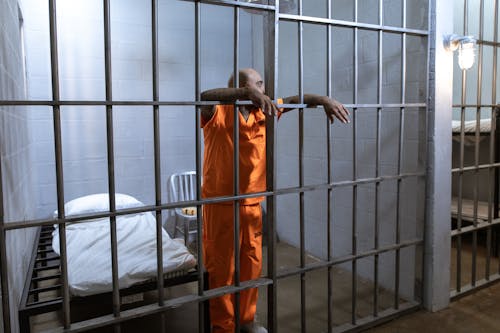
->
[[277, 238, 423, 279], [25, 297, 63, 309], [331, 301, 420, 333], [451, 217, 500, 236], [33, 264, 59, 272], [35, 256, 59, 263], [452, 103, 500, 108], [279, 13, 429, 36], [450, 273, 500, 300], [476, 40, 500, 47], [32, 274, 61, 283], [3, 172, 425, 230], [180, 0, 275, 11], [452, 163, 500, 173], [38, 248, 56, 255], [0, 99, 426, 109], [28, 284, 62, 295], [39, 277, 273, 333]]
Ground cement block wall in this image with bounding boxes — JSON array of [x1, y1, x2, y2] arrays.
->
[[0, 1, 38, 332]]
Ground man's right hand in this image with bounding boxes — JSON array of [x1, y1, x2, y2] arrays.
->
[[245, 86, 279, 117]]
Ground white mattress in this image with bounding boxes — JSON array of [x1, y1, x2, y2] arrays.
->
[[51, 194, 196, 297], [452, 119, 491, 133]]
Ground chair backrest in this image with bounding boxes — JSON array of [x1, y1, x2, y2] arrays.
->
[[168, 171, 197, 203]]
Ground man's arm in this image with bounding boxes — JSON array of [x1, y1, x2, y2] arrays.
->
[[200, 87, 278, 122], [282, 94, 350, 124]]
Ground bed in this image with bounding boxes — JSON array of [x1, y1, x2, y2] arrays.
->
[[451, 115, 500, 256], [18, 193, 205, 332]]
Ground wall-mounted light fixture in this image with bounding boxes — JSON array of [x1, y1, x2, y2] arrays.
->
[[443, 34, 477, 70]]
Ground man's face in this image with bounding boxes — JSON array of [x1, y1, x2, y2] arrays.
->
[[245, 69, 265, 94]]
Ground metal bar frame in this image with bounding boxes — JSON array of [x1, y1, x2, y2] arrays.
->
[[48, 0, 71, 329], [450, 0, 500, 298], [0, 1, 431, 332]]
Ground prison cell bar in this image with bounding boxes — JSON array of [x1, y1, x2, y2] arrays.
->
[[0, 125, 11, 333], [373, 0, 384, 317], [454, 0, 470, 293], [0, 3, 429, 332], [265, 2, 280, 331], [351, 0, 359, 326], [450, 0, 500, 299], [394, 0, 408, 310], [2, 172, 425, 232], [232, 5, 242, 332], [470, 0, 485, 288], [297, 0, 307, 330], [150, 2, 167, 332], [194, 1, 206, 331], [326, 0, 333, 330], [494, 0, 500, 278], [102, 1, 122, 332], [485, 0, 500, 281], [48, 0, 72, 329]]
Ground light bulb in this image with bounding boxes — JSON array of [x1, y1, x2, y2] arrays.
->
[[458, 42, 475, 70]]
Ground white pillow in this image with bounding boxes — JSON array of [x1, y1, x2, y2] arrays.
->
[[54, 193, 144, 217]]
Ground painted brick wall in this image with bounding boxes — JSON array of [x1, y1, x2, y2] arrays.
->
[[0, 1, 37, 332]]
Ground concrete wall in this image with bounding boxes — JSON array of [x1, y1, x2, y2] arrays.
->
[[274, 0, 428, 300], [0, 1, 38, 332], [21, 0, 255, 221]]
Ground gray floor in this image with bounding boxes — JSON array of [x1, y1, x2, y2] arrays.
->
[[32, 241, 500, 332]]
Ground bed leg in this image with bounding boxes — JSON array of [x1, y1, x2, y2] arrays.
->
[[203, 271, 210, 332], [19, 312, 30, 333]]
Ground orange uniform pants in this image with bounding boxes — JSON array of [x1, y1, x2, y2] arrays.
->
[[202, 203, 263, 333]]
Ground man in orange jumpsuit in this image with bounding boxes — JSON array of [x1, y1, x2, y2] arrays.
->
[[200, 68, 350, 333]]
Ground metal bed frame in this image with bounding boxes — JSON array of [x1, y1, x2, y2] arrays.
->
[[18, 225, 208, 333]]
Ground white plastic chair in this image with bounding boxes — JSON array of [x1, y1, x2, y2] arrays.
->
[[168, 171, 199, 246]]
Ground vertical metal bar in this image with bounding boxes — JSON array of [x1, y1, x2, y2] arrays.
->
[[374, 0, 383, 317], [326, 0, 333, 331], [471, 0, 485, 287], [194, 2, 205, 332], [456, 0, 469, 293], [151, 2, 165, 328], [493, 0, 500, 274], [394, 0, 407, 310], [232, 6, 241, 333], [103, 1, 120, 330], [0, 140, 11, 333], [297, 0, 306, 331], [265, 2, 279, 331], [48, 0, 71, 328], [487, 0, 499, 281], [351, 0, 358, 325]]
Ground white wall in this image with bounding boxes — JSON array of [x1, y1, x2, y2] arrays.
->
[[21, 0, 255, 221], [274, 0, 428, 300], [0, 1, 38, 332]]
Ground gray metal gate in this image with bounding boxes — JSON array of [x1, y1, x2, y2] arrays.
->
[[451, 0, 500, 299], [0, 0, 429, 332]]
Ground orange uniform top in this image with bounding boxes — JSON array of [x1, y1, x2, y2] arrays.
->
[[201, 100, 282, 205]]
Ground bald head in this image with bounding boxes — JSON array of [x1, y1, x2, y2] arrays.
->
[[228, 68, 259, 87], [228, 68, 265, 94]]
